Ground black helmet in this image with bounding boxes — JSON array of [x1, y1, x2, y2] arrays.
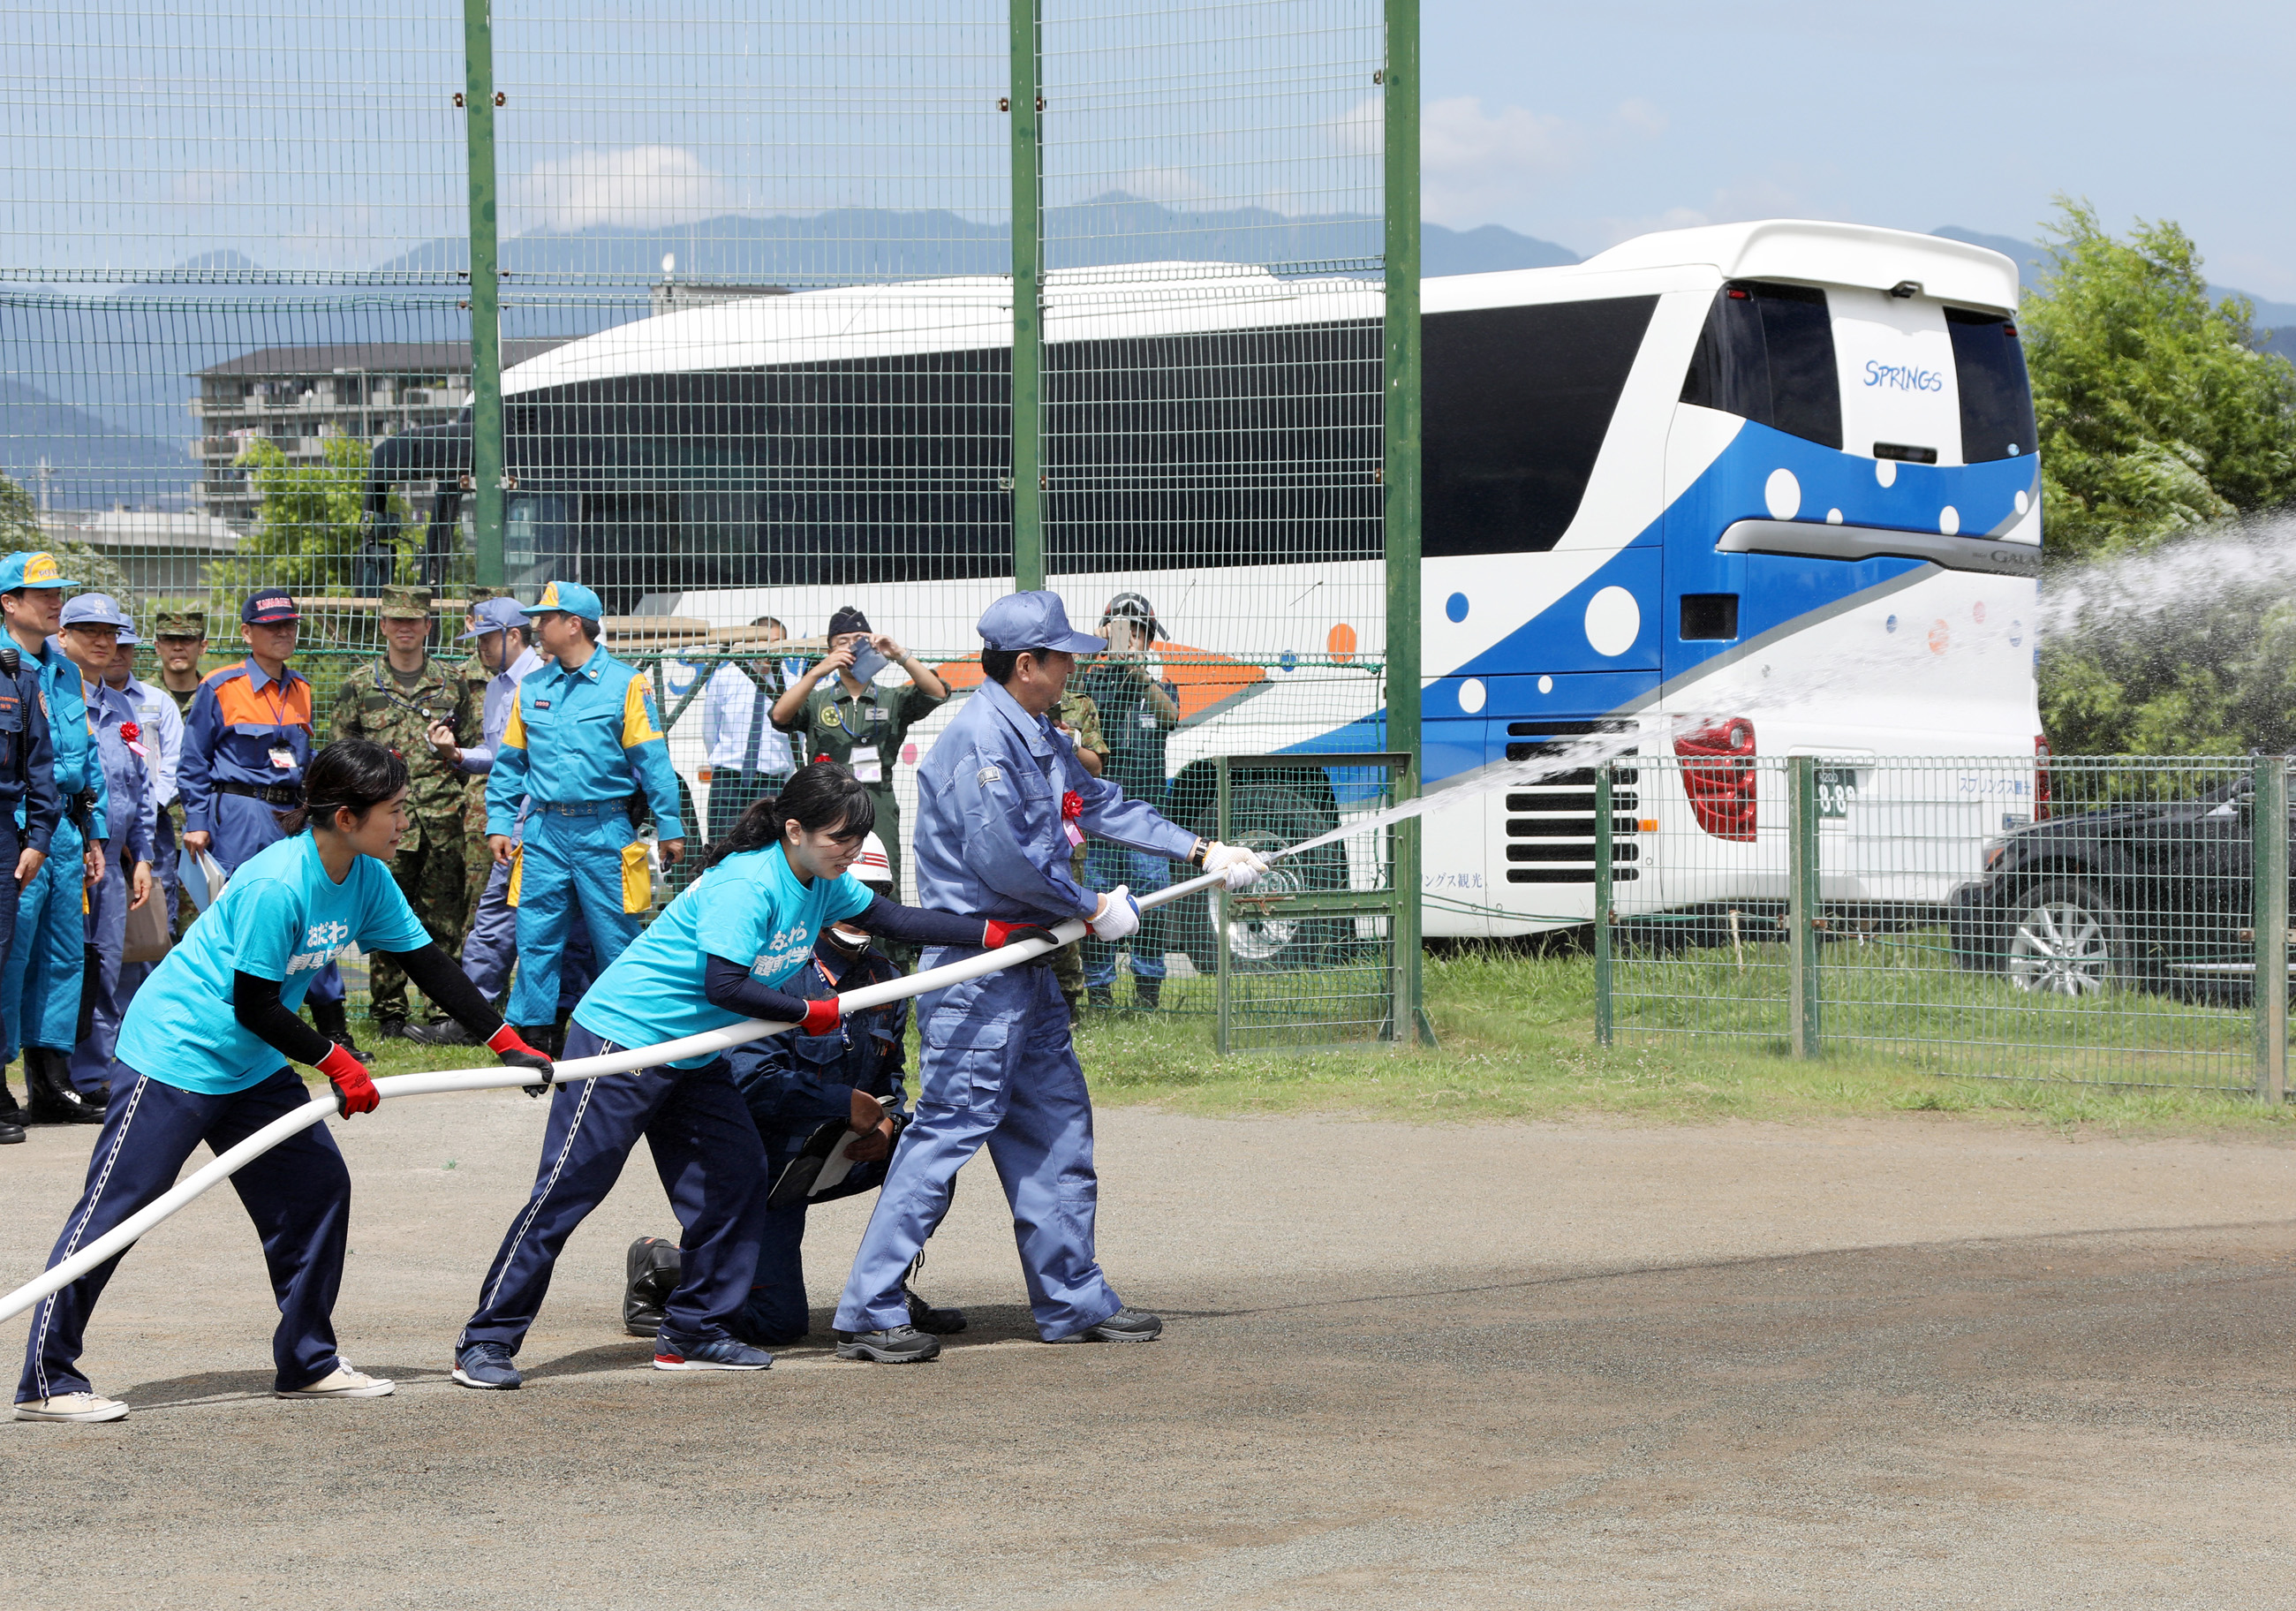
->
[[1100, 591, 1165, 641]]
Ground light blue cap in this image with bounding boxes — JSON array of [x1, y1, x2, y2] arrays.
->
[[977, 590, 1105, 654], [529, 579, 603, 623], [0, 551, 75, 591], [116, 625, 140, 647], [458, 594, 531, 639], [59, 592, 132, 631]]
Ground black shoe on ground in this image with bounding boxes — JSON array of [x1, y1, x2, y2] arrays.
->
[[0, 1117, 23, 1145], [623, 1236, 682, 1337], [1086, 984, 1115, 1011], [404, 1020, 477, 1048], [368, 1018, 412, 1040], [835, 1325, 941, 1363], [307, 1001, 367, 1061], [1076, 1307, 1162, 1342], [0, 1075, 25, 1126], [904, 1282, 968, 1335], [1131, 978, 1162, 1011], [23, 1051, 102, 1125]]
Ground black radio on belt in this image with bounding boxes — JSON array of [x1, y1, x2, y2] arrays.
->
[[0, 647, 17, 677]]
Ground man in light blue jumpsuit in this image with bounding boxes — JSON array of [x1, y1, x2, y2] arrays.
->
[[0, 551, 110, 1125], [832, 592, 1265, 1360], [485, 581, 684, 1048], [110, 616, 183, 1007], [54, 595, 155, 1096]]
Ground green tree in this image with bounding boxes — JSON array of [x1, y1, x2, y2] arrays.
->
[[217, 433, 379, 597], [0, 471, 133, 601], [2025, 200, 2296, 753]]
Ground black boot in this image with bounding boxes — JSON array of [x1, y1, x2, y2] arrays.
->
[[308, 999, 366, 1060], [23, 1049, 103, 1125], [623, 1237, 682, 1337], [1086, 984, 1115, 1011], [1131, 977, 1162, 1012], [0, 1070, 24, 1126]]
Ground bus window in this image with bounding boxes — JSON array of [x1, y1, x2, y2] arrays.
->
[[1680, 283, 1842, 450], [1424, 297, 1658, 556], [1945, 307, 2036, 463]]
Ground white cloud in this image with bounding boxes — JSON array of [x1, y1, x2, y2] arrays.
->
[[511, 146, 735, 233], [1420, 96, 1579, 223]]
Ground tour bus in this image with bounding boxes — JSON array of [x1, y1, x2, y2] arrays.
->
[[370, 219, 2041, 948]]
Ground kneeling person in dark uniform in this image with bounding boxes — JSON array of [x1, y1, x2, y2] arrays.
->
[[621, 831, 963, 1345]]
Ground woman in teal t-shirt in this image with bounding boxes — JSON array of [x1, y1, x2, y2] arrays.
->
[[452, 760, 1050, 1391], [14, 740, 552, 1425]]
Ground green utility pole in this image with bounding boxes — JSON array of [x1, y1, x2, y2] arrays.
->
[[2255, 755, 2288, 1102], [463, 0, 505, 589], [1594, 763, 1614, 1046], [1788, 755, 1822, 1057], [1008, 0, 1045, 592], [1383, 0, 1429, 1044]]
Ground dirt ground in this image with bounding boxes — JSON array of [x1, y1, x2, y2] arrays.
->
[[5, 1096, 2296, 1608]]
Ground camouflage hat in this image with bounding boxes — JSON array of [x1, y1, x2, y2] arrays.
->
[[378, 586, 434, 621], [154, 609, 208, 639], [464, 585, 505, 611]]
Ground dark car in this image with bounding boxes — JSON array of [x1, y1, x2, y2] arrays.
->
[[1948, 771, 2288, 997]]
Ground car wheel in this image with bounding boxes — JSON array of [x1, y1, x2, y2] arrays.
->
[[1170, 785, 1343, 975], [2003, 879, 2128, 996]]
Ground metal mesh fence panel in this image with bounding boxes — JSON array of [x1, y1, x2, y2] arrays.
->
[[1605, 753, 2278, 1092]]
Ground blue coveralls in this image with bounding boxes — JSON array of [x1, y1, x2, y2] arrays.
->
[[0, 657, 61, 1075], [457, 647, 593, 1010], [729, 946, 908, 1344], [485, 644, 684, 1028], [833, 677, 1196, 1341], [70, 681, 155, 1095], [3, 638, 110, 1067], [117, 673, 185, 1008], [177, 656, 342, 1004]]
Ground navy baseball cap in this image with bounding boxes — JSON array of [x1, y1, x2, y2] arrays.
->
[[241, 590, 301, 625], [530, 579, 604, 624], [458, 595, 531, 639], [978, 591, 1105, 654], [59, 593, 133, 632]]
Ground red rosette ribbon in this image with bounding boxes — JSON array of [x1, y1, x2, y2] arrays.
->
[[119, 721, 140, 745], [1061, 790, 1083, 822]]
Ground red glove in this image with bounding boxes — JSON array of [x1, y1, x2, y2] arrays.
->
[[983, 918, 1061, 950], [487, 1025, 555, 1093], [799, 997, 842, 1035], [317, 1043, 378, 1118]]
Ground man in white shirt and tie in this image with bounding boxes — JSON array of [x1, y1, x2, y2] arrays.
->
[[699, 616, 799, 847]]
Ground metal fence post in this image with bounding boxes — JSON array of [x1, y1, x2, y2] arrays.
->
[[462, 0, 505, 590], [1008, 0, 1045, 593], [1788, 754, 1821, 1058], [1594, 760, 1613, 1047], [2255, 755, 2288, 1102], [1214, 756, 1233, 1055], [1382, 0, 1429, 1046]]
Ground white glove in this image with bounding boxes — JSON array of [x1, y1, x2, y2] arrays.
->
[[1201, 841, 1268, 891], [1089, 885, 1141, 942]]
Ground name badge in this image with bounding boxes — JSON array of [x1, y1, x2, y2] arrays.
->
[[268, 746, 295, 769], [851, 755, 884, 784]]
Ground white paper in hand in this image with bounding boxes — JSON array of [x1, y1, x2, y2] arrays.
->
[[811, 1127, 867, 1198], [183, 849, 230, 913]]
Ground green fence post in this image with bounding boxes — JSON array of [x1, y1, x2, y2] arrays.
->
[[1594, 761, 1613, 1047], [462, 0, 505, 590], [1214, 756, 1233, 1055], [1788, 755, 1821, 1058], [1382, 0, 1429, 1047], [2255, 755, 2288, 1103], [1008, 0, 1045, 593]]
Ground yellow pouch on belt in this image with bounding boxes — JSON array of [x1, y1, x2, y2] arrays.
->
[[621, 840, 652, 913], [506, 843, 524, 908]]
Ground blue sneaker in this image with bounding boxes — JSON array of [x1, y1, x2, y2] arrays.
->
[[452, 1342, 523, 1390], [653, 1335, 772, 1372]]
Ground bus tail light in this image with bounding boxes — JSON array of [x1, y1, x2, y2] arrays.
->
[[1674, 718, 1757, 842], [2035, 734, 2051, 821]]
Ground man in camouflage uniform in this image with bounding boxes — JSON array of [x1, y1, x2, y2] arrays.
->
[[457, 586, 505, 937], [1049, 686, 1108, 1021], [328, 586, 478, 1037], [150, 607, 209, 938]]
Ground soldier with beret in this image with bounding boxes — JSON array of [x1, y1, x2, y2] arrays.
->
[[327, 586, 478, 1040]]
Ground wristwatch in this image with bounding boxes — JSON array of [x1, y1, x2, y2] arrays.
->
[[1188, 838, 1209, 867]]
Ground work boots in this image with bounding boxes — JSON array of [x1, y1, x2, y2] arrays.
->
[[307, 999, 367, 1060], [1131, 977, 1162, 1012], [22, 1048, 102, 1125]]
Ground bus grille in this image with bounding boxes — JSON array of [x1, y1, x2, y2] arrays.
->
[[1502, 721, 1638, 885]]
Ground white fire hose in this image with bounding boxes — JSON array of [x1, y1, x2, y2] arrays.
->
[[0, 865, 1237, 1328]]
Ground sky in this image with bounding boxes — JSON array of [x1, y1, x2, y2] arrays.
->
[[1423, 0, 2296, 299]]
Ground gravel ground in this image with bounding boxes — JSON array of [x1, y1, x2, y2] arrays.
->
[[4, 1097, 2296, 1608]]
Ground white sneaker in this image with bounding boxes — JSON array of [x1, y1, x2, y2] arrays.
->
[[278, 1365, 395, 1399], [15, 1392, 129, 1423]]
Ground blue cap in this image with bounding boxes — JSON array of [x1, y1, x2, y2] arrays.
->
[[59, 593, 133, 632], [0, 551, 75, 591], [458, 594, 531, 639], [530, 579, 603, 623], [977, 591, 1105, 654], [241, 590, 300, 625], [116, 625, 140, 647]]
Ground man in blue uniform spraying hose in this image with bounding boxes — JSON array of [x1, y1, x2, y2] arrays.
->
[[830, 592, 1268, 1364], [484, 581, 684, 1055], [0, 551, 110, 1126]]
